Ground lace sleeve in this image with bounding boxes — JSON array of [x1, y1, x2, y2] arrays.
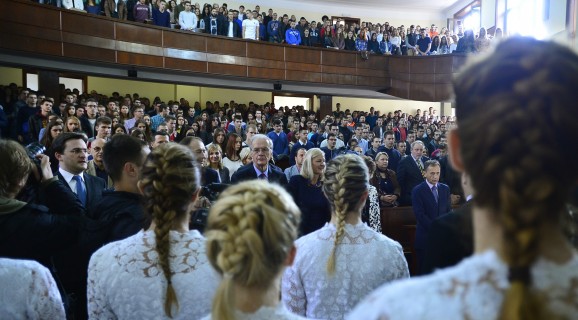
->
[[368, 186, 381, 233], [281, 264, 307, 316], [87, 250, 116, 320], [28, 262, 66, 319]]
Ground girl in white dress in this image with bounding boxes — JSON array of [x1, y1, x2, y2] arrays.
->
[[87, 143, 219, 319], [202, 180, 305, 320], [282, 154, 409, 320], [348, 37, 578, 320]]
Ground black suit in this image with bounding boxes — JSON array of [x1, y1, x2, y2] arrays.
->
[[80, 116, 97, 138], [202, 167, 220, 186], [230, 163, 288, 187], [204, 15, 225, 35], [220, 19, 241, 38], [57, 171, 106, 217], [421, 201, 473, 275], [396, 156, 428, 206]]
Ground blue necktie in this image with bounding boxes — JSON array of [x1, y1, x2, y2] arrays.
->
[[432, 185, 439, 203], [73, 175, 87, 207], [258, 173, 267, 180]]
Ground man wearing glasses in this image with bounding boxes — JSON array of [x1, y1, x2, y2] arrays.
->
[[231, 134, 288, 186]]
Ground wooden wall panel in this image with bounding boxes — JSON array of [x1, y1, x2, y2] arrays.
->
[[410, 58, 436, 74], [208, 62, 246, 77], [321, 65, 356, 75], [206, 37, 246, 56], [286, 70, 322, 83], [285, 47, 321, 64], [164, 48, 207, 61], [323, 73, 356, 85], [116, 23, 163, 47], [322, 50, 357, 68], [165, 58, 207, 73], [3, 1, 60, 29], [117, 51, 164, 68], [63, 43, 116, 63], [163, 31, 207, 52], [389, 57, 410, 74], [248, 67, 285, 80], [62, 12, 115, 38], [207, 53, 246, 65], [285, 62, 321, 73], [62, 33, 116, 50], [246, 58, 285, 69], [0, 22, 61, 42], [247, 42, 284, 60], [0, 33, 62, 56]]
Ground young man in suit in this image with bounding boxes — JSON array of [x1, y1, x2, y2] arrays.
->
[[288, 126, 314, 166], [397, 140, 428, 206], [53, 132, 106, 218], [411, 160, 451, 274], [231, 134, 288, 186]]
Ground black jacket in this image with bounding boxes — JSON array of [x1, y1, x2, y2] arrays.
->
[[57, 172, 106, 217], [231, 163, 288, 187]]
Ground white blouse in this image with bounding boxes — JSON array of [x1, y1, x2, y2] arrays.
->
[[201, 303, 307, 320], [87, 230, 219, 320], [348, 249, 578, 320], [282, 222, 409, 320], [0, 258, 65, 319], [222, 157, 243, 179]]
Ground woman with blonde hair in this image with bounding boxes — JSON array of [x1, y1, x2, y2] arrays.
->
[[202, 180, 305, 320], [282, 154, 409, 319], [207, 143, 230, 183], [349, 37, 578, 320], [64, 115, 82, 133], [88, 143, 219, 319], [288, 148, 331, 236]]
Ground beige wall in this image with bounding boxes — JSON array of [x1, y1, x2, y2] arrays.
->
[[199, 87, 271, 105], [333, 96, 442, 116], [0, 66, 23, 87], [87, 76, 176, 102]]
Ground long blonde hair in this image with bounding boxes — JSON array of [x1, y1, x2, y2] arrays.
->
[[139, 143, 201, 318], [205, 180, 300, 320], [322, 154, 369, 274]]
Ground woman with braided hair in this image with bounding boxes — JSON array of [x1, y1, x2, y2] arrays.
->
[[348, 37, 578, 320], [87, 143, 219, 319], [202, 180, 305, 320], [282, 154, 409, 319]]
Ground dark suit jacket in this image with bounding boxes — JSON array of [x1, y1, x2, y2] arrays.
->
[[421, 201, 473, 275], [230, 163, 288, 187], [411, 181, 451, 250], [220, 19, 241, 38], [204, 15, 225, 34], [57, 171, 106, 217], [202, 167, 220, 186], [80, 116, 96, 138], [397, 156, 428, 206]]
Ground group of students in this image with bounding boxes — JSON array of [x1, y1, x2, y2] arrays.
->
[[2, 37, 578, 320]]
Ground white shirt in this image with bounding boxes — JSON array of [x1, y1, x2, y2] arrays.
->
[[0, 258, 65, 319], [227, 21, 235, 37], [282, 222, 409, 320], [88, 230, 219, 319], [201, 303, 306, 320], [59, 167, 84, 196], [178, 11, 197, 30], [391, 36, 401, 47], [348, 249, 578, 320], [222, 157, 243, 179], [62, 0, 84, 9], [242, 19, 259, 40]]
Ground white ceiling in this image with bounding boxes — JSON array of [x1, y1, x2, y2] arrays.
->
[[290, 0, 460, 11]]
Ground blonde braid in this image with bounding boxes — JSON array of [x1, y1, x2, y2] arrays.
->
[[140, 144, 201, 318], [322, 155, 369, 275], [206, 181, 300, 320], [454, 37, 578, 320]]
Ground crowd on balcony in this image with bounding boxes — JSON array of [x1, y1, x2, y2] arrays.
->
[[33, 0, 501, 55], [2, 37, 578, 320]]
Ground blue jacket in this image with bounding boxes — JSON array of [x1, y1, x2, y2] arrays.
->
[[152, 8, 171, 28], [412, 181, 451, 250], [267, 20, 280, 38], [286, 28, 301, 45], [267, 131, 289, 159]]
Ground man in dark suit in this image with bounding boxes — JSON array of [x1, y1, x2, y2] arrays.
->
[[412, 159, 451, 274], [180, 136, 220, 186], [397, 140, 428, 206], [231, 134, 288, 186], [53, 132, 106, 217], [221, 10, 241, 38], [288, 126, 314, 166], [421, 172, 474, 275]]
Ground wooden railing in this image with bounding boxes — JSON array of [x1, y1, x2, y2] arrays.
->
[[0, 0, 468, 101]]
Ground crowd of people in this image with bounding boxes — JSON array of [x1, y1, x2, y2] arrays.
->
[[34, 0, 499, 55], [2, 36, 578, 320]]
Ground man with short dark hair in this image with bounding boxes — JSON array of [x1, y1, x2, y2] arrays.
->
[[124, 105, 145, 133], [365, 136, 383, 159], [205, 7, 224, 35], [151, 131, 170, 148], [321, 132, 339, 162], [289, 126, 314, 166], [222, 10, 241, 37], [267, 119, 289, 161], [16, 91, 38, 144], [28, 98, 53, 143], [88, 116, 112, 144], [285, 147, 305, 181], [382, 130, 401, 171], [180, 136, 220, 185], [80, 98, 99, 138]]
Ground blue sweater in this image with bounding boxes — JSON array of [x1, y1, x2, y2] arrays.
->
[[152, 8, 170, 28], [267, 131, 289, 159], [286, 28, 301, 45]]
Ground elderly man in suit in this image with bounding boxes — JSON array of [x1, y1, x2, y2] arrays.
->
[[53, 132, 106, 218], [397, 140, 429, 206], [412, 159, 451, 274], [231, 134, 288, 186]]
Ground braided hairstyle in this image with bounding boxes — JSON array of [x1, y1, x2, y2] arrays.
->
[[454, 37, 578, 320], [205, 180, 300, 320], [322, 154, 369, 275], [139, 143, 201, 318]]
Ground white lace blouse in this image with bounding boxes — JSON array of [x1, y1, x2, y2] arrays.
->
[[0, 258, 65, 319], [367, 185, 381, 233], [282, 222, 409, 320], [347, 249, 578, 320], [87, 230, 220, 320], [201, 303, 307, 320]]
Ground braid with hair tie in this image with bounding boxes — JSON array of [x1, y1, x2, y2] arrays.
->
[[206, 180, 300, 320], [139, 144, 200, 318], [454, 37, 578, 320], [322, 154, 369, 275]]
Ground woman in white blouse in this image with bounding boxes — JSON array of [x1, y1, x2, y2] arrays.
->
[[202, 180, 305, 320], [88, 143, 219, 319], [348, 37, 578, 320], [282, 154, 409, 320]]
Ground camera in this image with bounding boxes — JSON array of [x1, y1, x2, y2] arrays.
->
[[24, 142, 46, 165]]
